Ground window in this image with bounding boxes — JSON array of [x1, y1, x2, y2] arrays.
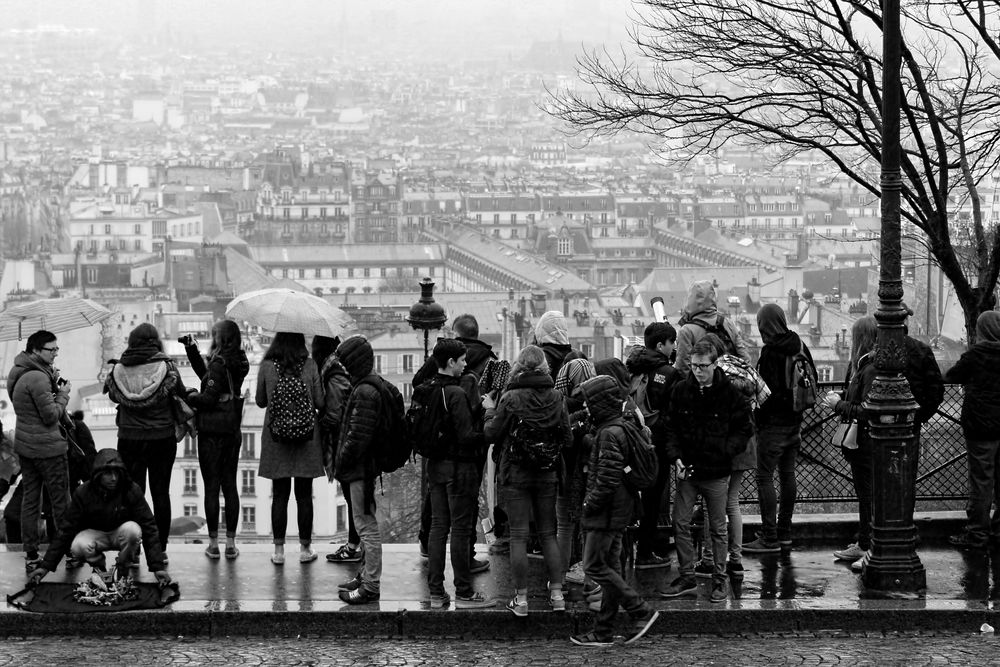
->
[[134, 223, 142, 234], [283, 208, 290, 219], [134, 240, 143, 251], [86, 267, 98, 283], [320, 208, 327, 218], [380, 267, 387, 277], [347, 268, 354, 278], [403, 382, 413, 401], [817, 366, 834, 383], [105, 224, 112, 234], [374, 355, 383, 374], [331, 268, 338, 278], [401, 354, 414, 373], [183, 437, 196, 458], [557, 237, 572, 255], [315, 268, 322, 278], [183, 469, 198, 494], [104, 239, 113, 250], [298, 269, 305, 279], [183, 504, 198, 517], [493, 214, 500, 224], [241, 432, 256, 459], [510, 213, 517, 224], [241, 470, 256, 495], [301, 208, 308, 219], [580, 343, 594, 358], [242, 506, 256, 532], [363, 268, 370, 278]]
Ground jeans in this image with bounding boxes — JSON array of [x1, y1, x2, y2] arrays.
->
[[271, 477, 313, 544], [71, 521, 141, 566], [843, 445, 873, 550], [118, 437, 177, 549], [420, 457, 482, 559], [583, 529, 646, 638], [637, 447, 671, 557], [556, 492, 581, 572], [701, 469, 745, 564], [427, 459, 480, 597], [965, 438, 1000, 544], [19, 453, 70, 554], [340, 481, 359, 545], [502, 473, 562, 590], [755, 421, 801, 543], [348, 478, 381, 593], [674, 475, 729, 582], [198, 434, 241, 538]]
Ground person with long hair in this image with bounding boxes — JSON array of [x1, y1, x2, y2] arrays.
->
[[824, 315, 879, 570], [256, 332, 324, 565], [183, 320, 250, 560]]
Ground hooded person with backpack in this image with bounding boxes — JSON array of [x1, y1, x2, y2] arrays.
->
[[674, 280, 751, 376], [256, 332, 324, 566], [533, 310, 575, 381]]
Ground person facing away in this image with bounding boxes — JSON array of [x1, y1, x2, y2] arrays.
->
[[424, 338, 493, 609], [183, 319, 250, 560], [945, 310, 1000, 550], [570, 374, 661, 647], [104, 322, 187, 558], [27, 448, 171, 589], [659, 340, 751, 604], [334, 335, 385, 604], [8, 329, 72, 574], [533, 310, 575, 381], [674, 280, 751, 376]]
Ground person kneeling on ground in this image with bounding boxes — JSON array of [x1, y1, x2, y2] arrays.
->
[[26, 448, 171, 587]]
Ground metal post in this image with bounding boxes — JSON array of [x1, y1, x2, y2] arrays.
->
[[862, 0, 925, 593]]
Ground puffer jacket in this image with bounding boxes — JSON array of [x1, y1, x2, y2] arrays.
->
[[105, 351, 185, 440], [579, 375, 636, 531], [334, 374, 382, 484], [665, 368, 752, 480], [319, 355, 352, 475], [945, 341, 1000, 439], [41, 448, 166, 572], [625, 346, 679, 449], [7, 352, 69, 458]]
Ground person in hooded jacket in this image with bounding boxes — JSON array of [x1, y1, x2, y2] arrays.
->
[[7, 329, 72, 573], [183, 320, 250, 561], [570, 374, 660, 647], [743, 304, 816, 554], [533, 310, 575, 381], [27, 448, 171, 588], [946, 311, 1000, 550], [483, 344, 572, 616], [674, 280, 751, 376], [104, 323, 187, 559]]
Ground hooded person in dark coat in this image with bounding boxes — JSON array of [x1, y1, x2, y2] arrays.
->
[[946, 311, 1000, 549], [533, 311, 574, 381]]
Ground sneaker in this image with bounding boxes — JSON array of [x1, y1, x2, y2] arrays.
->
[[547, 582, 566, 612], [527, 547, 544, 559], [456, 591, 494, 609], [949, 532, 988, 550], [271, 552, 285, 565], [709, 579, 727, 603], [583, 582, 602, 600], [742, 537, 780, 554], [337, 574, 363, 591], [506, 596, 528, 617], [588, 599, 602, 612], [204, 545, 221, 560], [851, 551, 871, 572], [429, 592, 451, 609], [299, 547, 318, 563], [658, 577, 697, 598], [833, 542, 865, 561], [694, 560, 714, 578], [339, 587, 379, 605], [635, 553, 671, 570], [624, 609, 660, 644], [570, 631, 614, 647], [24, 553, 41, 574], [726, 561, 745, 580], [326, 544, 363, 563], [469, 558, 490, 575], [564, 561, 586, 584]]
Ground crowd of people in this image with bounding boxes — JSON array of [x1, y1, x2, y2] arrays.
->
[[8, 281, 1000, 647]]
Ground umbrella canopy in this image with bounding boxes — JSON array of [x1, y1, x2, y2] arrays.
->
[[170, 515, 206, 535], [0, 297, 114, 341], [225, 288, 354, 337]]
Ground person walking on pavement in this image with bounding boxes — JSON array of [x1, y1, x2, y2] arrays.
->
[[8, 330, 72, 573], [945, 311, 1000, 550], [570, 374, 661, 647], [256, 332, 324, 566], [658, 340, 752, 603]]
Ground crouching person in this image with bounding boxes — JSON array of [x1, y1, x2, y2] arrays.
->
[[571, 375, 659, 647], [26, 448, 170, 587]]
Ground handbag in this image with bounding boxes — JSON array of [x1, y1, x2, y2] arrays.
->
[[196, 361, 244, 435], [832, 421, 858, 449], [172, 395, 197, 442]]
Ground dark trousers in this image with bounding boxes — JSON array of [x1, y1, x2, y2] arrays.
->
[[271, 477, 313, 545], [340, 481, 359, 545], [637, 447, 671, 557], [118, 437, 176, 549], [583, 529, 645, 638], [843, 445, 873, 550], [19, 453, 70, 555], [427, 459, 480, 597], [965, 438, 1000, 544], [420, 455, 482, 558], [504, 475, 562, 589], [198, 434, 241, 538], [755, 421, 801, 543]]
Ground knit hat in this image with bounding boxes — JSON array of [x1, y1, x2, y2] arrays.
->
[[555, 358, 596, 396], [336, 335, 374, 380], [534, 310, 569, 345]]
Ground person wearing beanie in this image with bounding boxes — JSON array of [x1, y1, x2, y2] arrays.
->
[[104, 323, 188, 560]]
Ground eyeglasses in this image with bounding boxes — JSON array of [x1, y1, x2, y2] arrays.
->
[[690, 362, 715, 370], [41, 346, 59, 353]]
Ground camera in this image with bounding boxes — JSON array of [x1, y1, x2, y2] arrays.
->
[[57, 378, 67, 387], [177, 334, 194, 346]]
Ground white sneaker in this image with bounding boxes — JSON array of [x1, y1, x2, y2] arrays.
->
[[564, 561, 586, 585], [851, 551, 871, 572], [833, 542, 865, 561]]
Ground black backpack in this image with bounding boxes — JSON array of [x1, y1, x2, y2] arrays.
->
[[406, 380, 452, 461], [507, 417, 562, 471], [686, 315, 738, 356], [615, 413, 659, 491], [268, 361, 316, 444], [358, 375, 411, 474], [786, 342, 818, 412]]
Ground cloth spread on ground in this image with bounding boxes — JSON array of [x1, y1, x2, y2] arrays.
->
[[7, 580, 180, 613]]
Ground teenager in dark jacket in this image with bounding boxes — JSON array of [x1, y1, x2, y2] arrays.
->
[[484, 344, 572, 616], [659, 340, 751, 603], [27, 448, 171, 588], [184, 319, 250, 560], [744, 303, 816, 553], [625, 321, 679, 569], [945, 311, 1000, 550], [105, 323, 186, 557], [570, 374, 660, 647]]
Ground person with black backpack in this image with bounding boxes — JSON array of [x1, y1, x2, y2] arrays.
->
[[674, 280, 751, 376], [483, 344, 572, 616], [256, 332, 324, 567]]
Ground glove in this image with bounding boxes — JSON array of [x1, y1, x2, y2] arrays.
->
[[27, 567, 49, 586], [153, 570, 172, 587]]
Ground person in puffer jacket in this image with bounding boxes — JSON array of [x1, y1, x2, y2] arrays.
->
[[104, 323, 187, 557], [570, 374, 660, 647]]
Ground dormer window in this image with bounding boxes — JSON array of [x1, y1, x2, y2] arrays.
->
[[558, 237, 572, 256]]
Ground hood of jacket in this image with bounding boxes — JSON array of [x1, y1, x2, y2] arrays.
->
[[110, 352, 174, 401], [534, 310, 570, 345], [504, 369, 565, 427], [594, 357, 630, 399], [625, 346, 672, 375], [684, 280, 719, 322], [977, 311, 1000, 342], [7, 351, 54, 393], [456, 336, 496, 377], [578, 375, 622, 425], [757, 303, 800, 353], [90, 447, 130, 491]]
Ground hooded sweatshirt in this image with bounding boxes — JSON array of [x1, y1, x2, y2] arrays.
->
[[41, 448, 166, 572], [756, 303, 816, 425], [945, 311, 1000, 439], [579, 375, 638, 531], [675, 280, 750, 375], [534, 311, 574, 380], [625, 345, 679, 448], [7, 351, 69, 458]]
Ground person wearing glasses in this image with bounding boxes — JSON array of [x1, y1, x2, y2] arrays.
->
[[6, 330, 72, 574]]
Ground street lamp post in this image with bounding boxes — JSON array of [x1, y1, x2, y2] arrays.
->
[[407, 277, 447, 361], [862, 0, 925, 593]]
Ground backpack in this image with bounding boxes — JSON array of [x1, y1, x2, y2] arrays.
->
[[786, 342, 818, 413], [904, 339, 944, 424], [686, 315, 738, 356], [627, 368, 665, 427], [268, 360, 316, 444], [507, 417, 562, 471], [615, 411, 659, 491], [406, 380, 451, 461], [359, 375, 411, 474]]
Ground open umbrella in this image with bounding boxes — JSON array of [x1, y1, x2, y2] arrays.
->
[[225, 288, 354, 337], [0, 297, 114, 341], [170, 515, 206, 535]]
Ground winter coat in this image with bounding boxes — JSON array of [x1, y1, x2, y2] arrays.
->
[[674, 280, 751, 375], [578, 375, 637, 531], [625, 346, 679, 449], [412, 336, 497, 387], [944, 341, 1000, 440], [833, 353, 879, 450], [184, 345, 250, 435], [664, 368, 752, 480], [105, 351, 186, 441], [534, 311, 574, 380], [483, 369, 572, 486], [334, 373, 383, 484], [903, 336, 944, 426], [41, 448, 166, 572], [255, 358, 324, 480], [7, 352, 69, 459], [423, 373, 485, 462], [756, 335, 815, 426], [318, 355, 352, 476]]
